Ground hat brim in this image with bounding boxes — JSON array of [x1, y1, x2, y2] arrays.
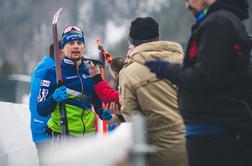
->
[[128, 36, 159, 46]]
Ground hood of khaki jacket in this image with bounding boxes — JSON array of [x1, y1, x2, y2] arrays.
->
[[128, 41, 183, 65]]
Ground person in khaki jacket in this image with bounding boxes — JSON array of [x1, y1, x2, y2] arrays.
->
[[119, 17, 188, 166]]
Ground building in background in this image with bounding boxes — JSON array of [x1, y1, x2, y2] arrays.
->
[[0, 74, 30, 104]]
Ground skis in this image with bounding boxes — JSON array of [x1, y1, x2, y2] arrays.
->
[[52, 7, 69, 140]]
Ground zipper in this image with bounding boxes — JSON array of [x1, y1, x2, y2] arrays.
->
[[241, 99, 252, 118], [81, 109, 86, 135], [75, 64, 84, 102], [234, 94, 252, 118], [75, 63, 86, 134]]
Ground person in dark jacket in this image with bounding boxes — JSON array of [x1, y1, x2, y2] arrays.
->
[[145, 0, 252, 166]]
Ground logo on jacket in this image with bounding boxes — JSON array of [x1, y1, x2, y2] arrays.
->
[[188, 40, 198, 61], [37, 89, 49, 102], [64, 59, 74, 65], [233, 44, 243, 57], [66, 75, 78, 79], [82, 74, 91, 79], [40, 80, 50, 87], [82, 74, 87, 79]]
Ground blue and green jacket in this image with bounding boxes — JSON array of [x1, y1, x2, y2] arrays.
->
[[37, 57, 103, 136]]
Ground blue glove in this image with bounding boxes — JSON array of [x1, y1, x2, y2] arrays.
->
[[145, 60, 169, 78], [53, 86, 68, 102], [100, 109, 112, 121]]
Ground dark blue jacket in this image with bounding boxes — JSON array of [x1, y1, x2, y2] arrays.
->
[[37, 57, 103, 136]]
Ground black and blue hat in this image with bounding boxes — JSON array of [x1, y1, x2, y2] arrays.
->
[[61, 25, 85, 48]]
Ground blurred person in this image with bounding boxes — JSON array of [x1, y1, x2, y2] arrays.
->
[[119, 17, 188, 166], [29, 42, 64, 159], [87, 57, 124, 105], [86, 57, 125, 127], [37, 25, 112, 139], [109, 57, 125, 91], [145, 0, 252, 166]]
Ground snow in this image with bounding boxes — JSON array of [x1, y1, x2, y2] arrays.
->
[[0, 102, 39, 166]]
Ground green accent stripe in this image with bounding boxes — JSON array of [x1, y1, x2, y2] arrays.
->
[[48, 104, 96, 136]]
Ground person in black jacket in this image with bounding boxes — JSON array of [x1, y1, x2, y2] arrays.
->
[[145, 0, 252, 166]]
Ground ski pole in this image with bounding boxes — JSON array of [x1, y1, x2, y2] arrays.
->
[[96, 40, 108, 133], [52, 7, 69, 140]]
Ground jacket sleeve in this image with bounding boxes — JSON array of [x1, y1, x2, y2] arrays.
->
[[93, 74, 120, 104], [163, 17, 233, 91], [91, 84, 103, 118], [37, 68, 57, 117], [119, 69, 139, 120]]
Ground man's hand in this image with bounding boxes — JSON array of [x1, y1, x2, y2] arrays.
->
[[53, 86, 68, 102], [100, 109, 112, 121], [109, 102, 121, 115], [145, 60, 169, 78], [86, 61, 101, 77], [107, 114, 120, 125]]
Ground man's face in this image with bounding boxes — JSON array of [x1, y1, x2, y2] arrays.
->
[[124, 43, 134, 65], [63, 40, 85, 61], [185, 0, 208, 16]]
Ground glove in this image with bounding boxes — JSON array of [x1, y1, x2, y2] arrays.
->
[[145, 60, 169, 78], [53, 86, 68, 102], [100, 109, 112, 121]]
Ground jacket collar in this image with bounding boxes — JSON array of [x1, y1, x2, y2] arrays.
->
[[63, 57, 75, 65], [206, 1, 249, 21], [192, 0, 248, 29], [128, 41, 183, 65], [61, 56, 86, 70], [195, 8, 209, 24], [212, 0, 249, 20]]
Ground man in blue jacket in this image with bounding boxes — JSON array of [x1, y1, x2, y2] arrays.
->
[[29, 43, 64, 160], [37, 25, 112, 138]]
